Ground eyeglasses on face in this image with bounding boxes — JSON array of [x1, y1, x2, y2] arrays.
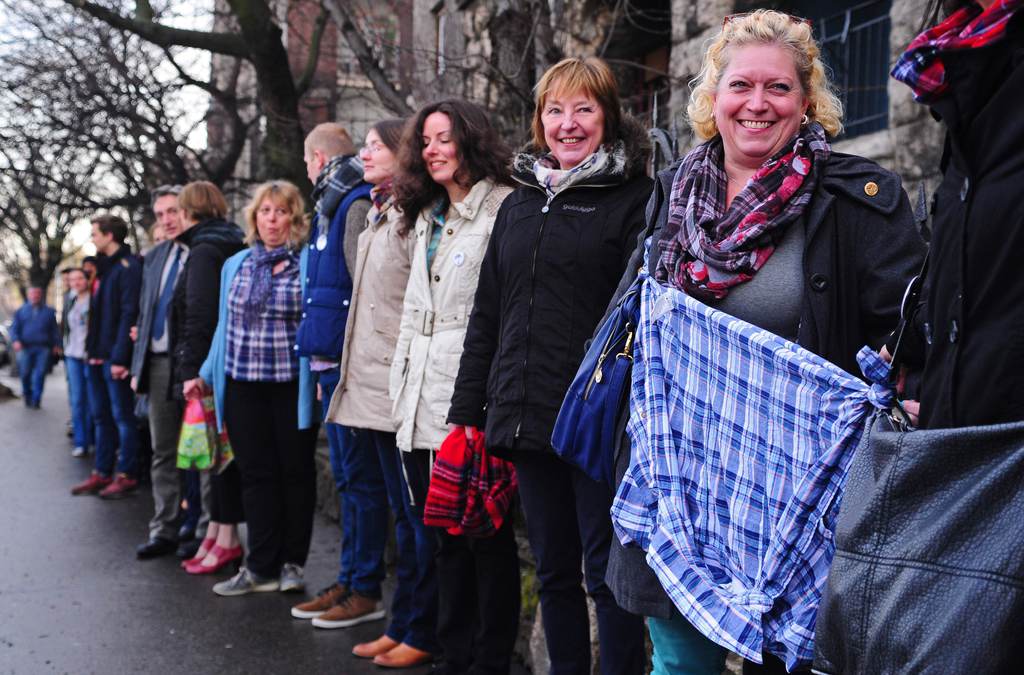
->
[[360, 141, 386, 155]]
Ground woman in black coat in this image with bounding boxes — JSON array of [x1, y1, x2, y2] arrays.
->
[[447, 57, 651, 675], [892, 0, 1024, 429], [172, 181, 247, 575]]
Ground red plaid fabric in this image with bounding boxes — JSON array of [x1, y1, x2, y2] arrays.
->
[[423, 427, 518, 538], [892, 0, 1022, 102]]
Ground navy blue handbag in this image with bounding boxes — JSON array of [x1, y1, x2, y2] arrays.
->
[[551, 279, 641, 487]]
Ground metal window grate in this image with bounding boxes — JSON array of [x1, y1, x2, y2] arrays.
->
[[815, 0, 892, 139]]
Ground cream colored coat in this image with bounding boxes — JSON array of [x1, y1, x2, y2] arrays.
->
[[389, 179, 512, 452], [327, 197, 415, 431]]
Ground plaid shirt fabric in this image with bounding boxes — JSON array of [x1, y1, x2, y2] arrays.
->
[[225, 253, 303, 382], [611, 277, 893, 669]]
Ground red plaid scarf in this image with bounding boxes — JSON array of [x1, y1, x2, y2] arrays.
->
[[892, 0, 1023, 102], [655, 123, 829, 302], [423, 428, 518, 538]]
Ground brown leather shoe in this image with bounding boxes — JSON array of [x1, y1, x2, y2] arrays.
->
[[311, 591, 385, 629], [372, 643, 434, 669], [352, 635, 399, 659], [290, 582, 347, 619], [70, 471, 112, 496]]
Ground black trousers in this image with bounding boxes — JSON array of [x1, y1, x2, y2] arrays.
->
[[224, 378, 317, 578], [209, 461, 244, 524], [513, 451, 646, 675], [403, 449, 520, 675]]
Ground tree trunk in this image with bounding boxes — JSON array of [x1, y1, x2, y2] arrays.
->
[[228, 0, 312, 195]]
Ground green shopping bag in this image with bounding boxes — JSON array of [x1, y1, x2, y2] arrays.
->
[[176, 396, 234, 471]]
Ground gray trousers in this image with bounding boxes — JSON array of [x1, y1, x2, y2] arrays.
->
[[146, 355, 185, 541]]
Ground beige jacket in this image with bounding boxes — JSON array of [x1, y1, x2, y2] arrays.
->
[[327, 196, 415, 431], [389, 179, 512, 452]]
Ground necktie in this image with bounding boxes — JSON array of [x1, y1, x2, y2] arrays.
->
[[152, 247, 181, 341]]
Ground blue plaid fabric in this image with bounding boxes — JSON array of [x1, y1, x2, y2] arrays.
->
[[225, 252, 302, 382], [611, 277, 893, 669]]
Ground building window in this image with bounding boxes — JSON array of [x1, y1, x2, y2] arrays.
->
[[813, 0, 892, 139]]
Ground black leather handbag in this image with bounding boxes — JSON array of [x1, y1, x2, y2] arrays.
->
[[813, 413, 1024, 673]]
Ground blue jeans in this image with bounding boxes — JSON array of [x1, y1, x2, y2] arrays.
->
[[17, 345, 49, 405], [87, 363, 138, 477], [648, 612, 727, 675], [317, 368, 388, 597], [372, 432, 439, 653], [65, 357, 93, 448]]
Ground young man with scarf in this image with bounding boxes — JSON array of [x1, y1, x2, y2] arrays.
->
[[292, 123, 386, 627]]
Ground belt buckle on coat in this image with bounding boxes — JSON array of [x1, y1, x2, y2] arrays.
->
[[420, 310, 435, 336]]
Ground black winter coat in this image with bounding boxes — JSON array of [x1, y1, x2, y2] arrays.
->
[[168, 218, 245, 397], [607, 150, 926, 618], [910, 12, 1024, 428], [447, 123, 653, 454], [86, 244, 142, 367]]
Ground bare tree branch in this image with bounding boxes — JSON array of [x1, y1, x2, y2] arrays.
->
[[64, 0, 249, 57], [295, 2, 331, 96], [325, 0, 412, 115]]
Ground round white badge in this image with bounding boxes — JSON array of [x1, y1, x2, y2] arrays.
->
[[316, 233, 328, 251], [453, 252, 466, 267]]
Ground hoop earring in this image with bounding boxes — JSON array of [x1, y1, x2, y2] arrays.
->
[[801, 113, 810, 126]]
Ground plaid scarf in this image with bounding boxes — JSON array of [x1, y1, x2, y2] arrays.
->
[[243, 242, 299, 324], [370, 180, 393, 226], [311, 154, 365, 237], [655, 122, 830, 302], [423, 428, 517, 538], [892, 0, 1022, 103]]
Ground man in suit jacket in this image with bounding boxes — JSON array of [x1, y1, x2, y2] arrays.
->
[[128, 185, 194, 559]]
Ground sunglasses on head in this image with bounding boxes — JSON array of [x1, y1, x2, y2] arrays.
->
[[722, 12, 813, 28]]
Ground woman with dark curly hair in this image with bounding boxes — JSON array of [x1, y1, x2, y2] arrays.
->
[[389, 99, 520, 675]]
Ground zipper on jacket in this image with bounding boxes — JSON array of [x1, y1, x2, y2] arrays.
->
[[511, 183, 618, 441], [514, 193, 556, 441]]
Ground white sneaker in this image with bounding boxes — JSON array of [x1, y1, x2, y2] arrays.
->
[[213, 567, 279, 597], [279, 563, 306, 593], [71, 447, 87, 458]]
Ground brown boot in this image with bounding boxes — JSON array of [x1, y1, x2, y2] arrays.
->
[[352, 635, 399, 659], [373, 643, 434, 669]]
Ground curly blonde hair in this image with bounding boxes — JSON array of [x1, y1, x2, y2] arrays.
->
[[243, 180, 310, 249], [687, 10, 844, 140]]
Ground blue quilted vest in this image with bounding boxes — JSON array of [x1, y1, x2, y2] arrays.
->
[[295, 183, 373, 359]]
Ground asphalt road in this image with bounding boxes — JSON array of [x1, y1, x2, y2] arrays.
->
[[0, 368, 436, 675]]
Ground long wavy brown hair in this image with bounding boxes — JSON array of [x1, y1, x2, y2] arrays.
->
[[393, 99, 512, 231]]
